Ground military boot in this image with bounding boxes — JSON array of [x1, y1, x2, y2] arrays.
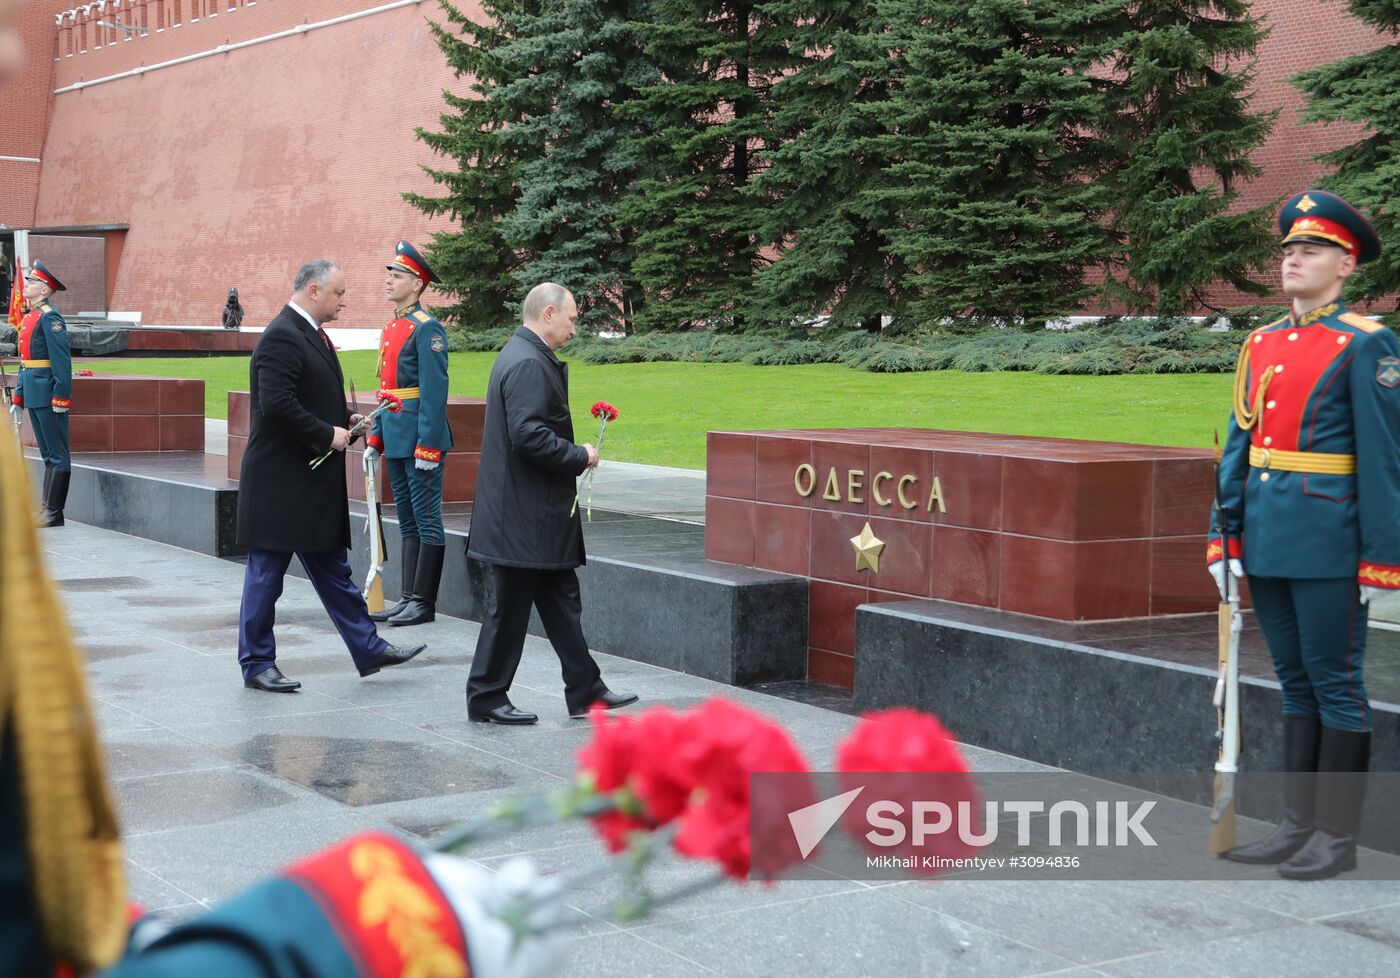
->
[[1223, 714, 1320, 865], [388, 542, 444, 626], [1279, 726, 1370, 880], [370, 536, 420, 622]]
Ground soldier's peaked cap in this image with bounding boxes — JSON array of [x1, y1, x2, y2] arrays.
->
[[1279, 190, 1381, 265], [387, 241, 439, 285], [27, 259, 66, 293]]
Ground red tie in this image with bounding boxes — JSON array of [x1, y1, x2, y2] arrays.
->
[[318, 328, 333, 352]]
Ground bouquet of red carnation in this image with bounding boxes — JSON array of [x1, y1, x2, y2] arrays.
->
[[572, 400, 618, 520], [425, 697, 977, 975]]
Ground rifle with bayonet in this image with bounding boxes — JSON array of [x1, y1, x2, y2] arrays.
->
[[353, 379, 387, 613], [1209, 431, 1242, 854]]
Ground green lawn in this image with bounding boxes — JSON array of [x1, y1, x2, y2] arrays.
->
[[81, 353, 1235, 469]]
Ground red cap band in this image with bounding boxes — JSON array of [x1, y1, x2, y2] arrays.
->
[[392, 254, 431, 285], [1283, 217, 1359, 256]]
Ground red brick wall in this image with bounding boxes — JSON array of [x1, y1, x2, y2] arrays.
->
[[33, 0, 478, 329], [11, 0, 1398, 326], [0, 1, 65, 228], [1202, 0, 1389, 310]]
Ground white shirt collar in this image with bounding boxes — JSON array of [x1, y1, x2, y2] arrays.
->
[[288, 300, 319, 331]]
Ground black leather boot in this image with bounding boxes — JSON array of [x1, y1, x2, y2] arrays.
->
[[1223, 714, 1320, 864], [370, 536, 420, 622], [388, 542, 444, 626], [1279, 726, 1370, 880], [37, 469, 69, 528]]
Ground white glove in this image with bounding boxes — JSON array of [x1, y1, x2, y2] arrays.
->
[[424, 854, 568, 978], [1360, 585, 1391, 606], [1208, 558, 1245, 600], [364, 445, 380, 467], [7, 403, 19, 424], [416, 458, 439, 471], [51, 405, 68, 414]]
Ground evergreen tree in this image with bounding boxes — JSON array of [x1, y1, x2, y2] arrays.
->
[[404, 1, 543, 331], [618, 1, 790, 331], [1100, 0, 1277, 316], [872, 0, 1123, 329], [750, 0, 906, 332], [495, 0, 657, 333], [1293, 0, 1400, 309]]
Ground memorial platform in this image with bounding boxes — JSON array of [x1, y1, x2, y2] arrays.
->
[[21, 442, 1400, 857]]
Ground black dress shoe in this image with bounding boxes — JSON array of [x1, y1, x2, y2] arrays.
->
[[569, 689, 639, 718], [358, 642, 427, 678], [244, 666, 301, 692], [469, 704, 539, 725]]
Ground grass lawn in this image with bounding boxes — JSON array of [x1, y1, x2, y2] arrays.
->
[[81, 353, 1235, 469]]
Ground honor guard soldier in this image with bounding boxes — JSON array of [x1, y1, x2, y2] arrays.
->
[[13, 259, 73, 528], [366, 241, 452, 626], [1209, 191, 1400, 880]]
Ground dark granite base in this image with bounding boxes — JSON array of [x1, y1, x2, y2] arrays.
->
[[854, 598, 1400, 852], [28, 448, 807, 685], [340, 509, 808, 686], [24, 452, 241, 557]]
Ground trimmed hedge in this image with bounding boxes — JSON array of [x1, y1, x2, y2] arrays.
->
[[563, 317, 1257, 374], [445, 315, 1270, 374]]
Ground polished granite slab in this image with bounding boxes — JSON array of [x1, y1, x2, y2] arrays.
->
[[853, 596, 1400, 852], [39, 521, 1400, 976], [24, 451, 239, 556]]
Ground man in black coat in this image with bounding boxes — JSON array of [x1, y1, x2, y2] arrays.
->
[[465, 283, 637, 724], [235, 259, 425, 691]]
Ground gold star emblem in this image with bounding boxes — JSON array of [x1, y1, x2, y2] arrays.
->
[[1297, 194, 1317, 213], [850, 522, 885, 574]]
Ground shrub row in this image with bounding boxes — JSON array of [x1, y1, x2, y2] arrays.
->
[[445, 317, 1265, 374]]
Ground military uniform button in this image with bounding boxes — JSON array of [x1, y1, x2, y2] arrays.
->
[[1338, 336, 1349, 345], [1275, 365, 1284, 373], [1253, 335, 1262, 344], [1267, 400, 1276, 409], [1264, 436, 1272, 446], [1260, 472, 1271, 482], [1289, 332, 1299, 341]]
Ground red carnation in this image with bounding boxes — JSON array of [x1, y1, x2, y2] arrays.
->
[[670, 699, 813, 880], [835, 709, 979, 873], [591, 400, 619, 422], [576, 710, 653, 852], [377, 390, 404, 413]]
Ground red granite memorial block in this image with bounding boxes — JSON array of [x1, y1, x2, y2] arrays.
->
[[754, 436, 812, 504], [704, 496, 756, 565], [706, 432, 756, 500], [226, 391, 487, 503], [13, 375, 204, 453], [752, 502, 810, 577], [704, 429, 1221, 688]]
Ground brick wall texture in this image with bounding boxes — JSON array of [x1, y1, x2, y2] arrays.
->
[[0, 0, 1391, 327]]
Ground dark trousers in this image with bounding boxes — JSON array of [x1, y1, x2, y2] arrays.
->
[[385, 456, 445, 546], [28, 406, 69, 470], [237, 548, 387, 680], [466, 564, 605, 715], [1249, 575, 1371, 731]]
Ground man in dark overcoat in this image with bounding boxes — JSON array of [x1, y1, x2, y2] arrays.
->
[[465, 283, 637, 724], [235, 259, 425, 691]]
